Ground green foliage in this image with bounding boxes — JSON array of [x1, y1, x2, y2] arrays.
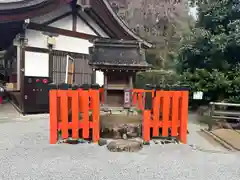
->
[[135, 70, 180, 88], [146, 48, 180, 70], [145, 50, 163, 68], [177, 0, 240, 103], [181, 69, 230, 92]]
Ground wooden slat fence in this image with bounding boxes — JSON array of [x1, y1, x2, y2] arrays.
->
[[49, 89, 100, 144], [49, 87, 188, 144], [143, 90, 189, 144], [132, 89, 154, 110]]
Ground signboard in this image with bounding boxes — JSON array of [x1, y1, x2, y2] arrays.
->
[[193, 91, 203, 100], [124, 89, 131, 108], [25, 51, 49, 77], [65, 55, 75, 85]]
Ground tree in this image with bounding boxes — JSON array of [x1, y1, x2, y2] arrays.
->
[[109, 0, 193, 69], [178, 0, 240, 102]]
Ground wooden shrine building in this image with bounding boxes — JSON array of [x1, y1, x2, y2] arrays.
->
[[90, 39, 150, 106], [0, 0, 152, 114]]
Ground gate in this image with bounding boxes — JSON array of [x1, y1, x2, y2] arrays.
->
[[52, 51, 93, 85]]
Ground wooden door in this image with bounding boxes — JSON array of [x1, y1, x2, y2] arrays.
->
[[51, 51, 93, 85], [65, 55, 74, 85]]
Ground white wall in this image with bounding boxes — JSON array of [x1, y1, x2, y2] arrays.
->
[[25, 51, 49, 77], [25, 29, 103, 84], [27, 6, 108, 84], [31, 6, 109, 38], [96, 71, 104, 86], [25, 29, 92, 54], [26, 30, 47, 49], [76, 17, 96, 35], [49, 15, 73, 31]]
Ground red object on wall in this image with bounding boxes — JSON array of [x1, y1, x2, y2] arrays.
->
[[42, 79, 48, 84]]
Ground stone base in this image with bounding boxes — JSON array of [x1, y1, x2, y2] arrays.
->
[[107, 139, 143, 152], [100, 114, 142, 139]]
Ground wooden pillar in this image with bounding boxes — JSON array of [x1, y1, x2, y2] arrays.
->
[[91, 70, 96, 84], [48, 46, 53, 80], [19, 35, 25, 114], [129, 73, 133, 108], [104, 72, 108, 104], [17, 45, 21, 90], [129, 74, 133, 89]]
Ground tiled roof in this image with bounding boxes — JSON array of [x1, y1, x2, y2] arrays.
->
[[0, 0, 48, 10]]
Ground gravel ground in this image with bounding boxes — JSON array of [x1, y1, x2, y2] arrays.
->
[[0, 104, 240, 180]]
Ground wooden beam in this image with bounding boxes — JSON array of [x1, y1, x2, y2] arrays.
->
[[72, 2, 77, 32], [72, 13, 77, 32], [28, 23, 99, 40], [77, 13, 101, 36], [85, 10, 116, 38], [43, 12, 72, 26], [25, 46, 50, 53], [0, 0, 61, 23]]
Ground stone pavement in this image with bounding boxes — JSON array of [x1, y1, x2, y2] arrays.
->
[[0, 104, 239, 180], [189, 111, 240, 151], [0, 103, 49, 123], [187, 113, 226, 151]]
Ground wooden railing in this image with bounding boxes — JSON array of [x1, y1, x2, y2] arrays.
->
[[209, 102, 240, 130]]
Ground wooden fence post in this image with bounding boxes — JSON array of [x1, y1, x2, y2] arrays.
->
[[143, 85, 153, 142], [59, 90, 69, 139], [81, 91, 90, 139], [91, 84, 100, 142], [70, 90, 79, 139], [153, 90, 160, 137], [171, 91, 180, 137], [179, 91, 189, 144], [132, 90, 137, 106], [49, 90, 58, 144], [162, 91, 170, 137]]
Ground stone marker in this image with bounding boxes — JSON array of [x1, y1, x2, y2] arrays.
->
[[98, 138, 108, 146]]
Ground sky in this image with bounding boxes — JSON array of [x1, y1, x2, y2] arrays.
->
[[189, 7, 198, 20]]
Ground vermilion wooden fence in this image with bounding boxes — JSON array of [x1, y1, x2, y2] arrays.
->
[[132, 89, 154, 110], [49, 87, 188, 144], [99, 88, 104, 104], [143, 90, 189, 144], [49, 89, 100, 144]]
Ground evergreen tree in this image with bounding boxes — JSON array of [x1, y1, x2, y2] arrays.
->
[[178, 0, 240, 102]]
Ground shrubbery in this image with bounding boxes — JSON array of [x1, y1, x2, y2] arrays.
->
[[135, 70, 180, 89]]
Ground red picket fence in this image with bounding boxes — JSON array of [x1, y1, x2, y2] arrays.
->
[[99, 88, 104, 104], [49, 87, 188, 145], [49, 89, 100, 144], [143, 90, 189, 144], [132, 89, 154, 110]]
